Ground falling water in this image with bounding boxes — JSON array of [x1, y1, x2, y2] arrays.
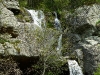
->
[[27, 10, 46, 28], [54, 12, 62, 55], [68, 60, 83, 75], [57, 34, 62, 55], [54, 12, 61, 31]]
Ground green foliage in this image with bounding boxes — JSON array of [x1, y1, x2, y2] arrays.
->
[[94, 65, 100, 75], [68, 0, 96, 10], [19, 0, 100, 12], [67, 0, 100, 11], [15, 8, 31, 22], [0, 37, 10, 44], [40, 0, 69, 11], [29, 28, 66, 75], [96, 0, 100, 3], [18, 0, 27, 7], [18, 0, 100, 12], [96, 20, 100, 25]]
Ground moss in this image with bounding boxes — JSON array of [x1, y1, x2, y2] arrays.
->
[[15, 8, 31, 22], [96, 20, 100, 25], [0, 37, 10, 44], [94, 64, 100, 75], [18, 0, 27, 8]]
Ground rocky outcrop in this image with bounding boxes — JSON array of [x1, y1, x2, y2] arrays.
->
[[2, 0, 20, 9], [0, 2, 40, 57], [2, 0, 20, 15], [0, 1, 59, 57], [0, 2, 19, 27], [0, 3, 64, 75], [81, 36, 100, 75], [67, 4, 100, 27], [66, 4, 100, 75]]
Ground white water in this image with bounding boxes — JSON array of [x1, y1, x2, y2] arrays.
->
[[68, 60, 83, 75], [54, 12, 62, 55], [27, 10, 46, 28], [54, 12, 61, 31], [57, 33, 62, 55]]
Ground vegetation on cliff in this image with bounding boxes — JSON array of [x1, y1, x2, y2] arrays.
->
[[94, 65, 100, 75], [1, 0, 100, 75], [19, 0, 100, 11]]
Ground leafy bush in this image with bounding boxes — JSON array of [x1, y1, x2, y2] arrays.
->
[[40, 0, 69, 11], [94, 65, 100, 75], [0, 37, 10, 44], [19, 0, 100, 12], [25, 28, 66, 75], [18, 0, 27, 7], [96, 20, 100, 25]]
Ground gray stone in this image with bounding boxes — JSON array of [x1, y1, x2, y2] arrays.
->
[[0, 2, 43, 57], [0, 2, 57, 57], [77, 36, 100, 74], [0, 3, 20, 28], [66, 4, 100, 27], [3, 42, 18, 55], [81, 44, 100, 75], [66, 4, 100, 74], [75, 49, 83, 60], [2, 0, 20, 10], [0, 44, 4, 54]]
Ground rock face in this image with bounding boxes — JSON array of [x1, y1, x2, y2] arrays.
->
[[0, 1, 59, 57], [67, 4, 100, 27], [0, 2, 38, 57], [0, 3, 19, 27], [2, 0, 20, 10], [1, 0, 100, 74], [0, 2, 39, 57], [66, 4, 100, 75], [2, 0, 20, 15], [81, 38, 100, 75]]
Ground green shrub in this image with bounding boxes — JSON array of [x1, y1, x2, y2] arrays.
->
[[0, 37, 10, 44], [94, 65, 100, 75], [18, 0, 27, 7], [96, 20, 100, 25]]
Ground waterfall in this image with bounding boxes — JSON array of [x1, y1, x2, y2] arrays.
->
[[54, 11, 62, 55], [27, 10, 46, 29], [68, 60, 83, 75], [57, 34, 62, 55], [54, 12, 61, 31]]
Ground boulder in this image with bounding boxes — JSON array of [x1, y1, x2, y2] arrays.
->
[[81, 44, 100, 75], [2, 0, 20, 10], [0, 3, 20, 28], [66, 4, 100, 75], [76, 36, 100, 75], [2, 0, 20, 15], [0, 2, 42, 57], [66, 4, 100, 27], [0, 2, 59, 57]]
